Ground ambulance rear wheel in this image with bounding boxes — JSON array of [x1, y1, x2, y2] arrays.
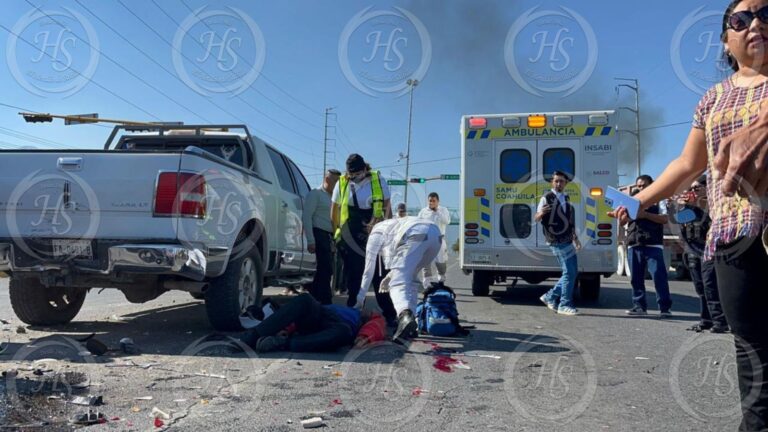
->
[[472, 271, 491, 297], [616, 245, 626, 276]]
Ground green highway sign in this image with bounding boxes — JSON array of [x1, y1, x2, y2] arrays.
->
[[387, 180, 407, 186], [441, 174, 460, 180]]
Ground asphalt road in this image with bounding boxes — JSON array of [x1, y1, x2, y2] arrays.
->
[[0, 260, 741, 431]]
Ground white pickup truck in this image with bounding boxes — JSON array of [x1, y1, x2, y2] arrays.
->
[[0, 124, 316, 330]]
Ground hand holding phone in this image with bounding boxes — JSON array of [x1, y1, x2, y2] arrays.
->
[[605, 186, 641, 220]]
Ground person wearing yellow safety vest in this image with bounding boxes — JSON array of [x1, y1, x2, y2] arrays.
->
[[331, 154, 392, 308]]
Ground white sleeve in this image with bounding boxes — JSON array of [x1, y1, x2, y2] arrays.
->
[[417, 208, 429, 219], [331, 182, 341, 204], [357, 227, 386, 308], [438, 207, 451, 225], [536, 196, 548, 214]]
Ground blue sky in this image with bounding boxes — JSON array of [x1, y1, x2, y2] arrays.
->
[[0, 0, 734, 209]]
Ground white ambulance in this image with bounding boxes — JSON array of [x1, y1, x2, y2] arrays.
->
[[460, 111, 619, 300]]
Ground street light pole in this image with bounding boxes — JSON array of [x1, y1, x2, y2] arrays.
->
[[615, 78, 640, 178], [404, 78, 419, 207]]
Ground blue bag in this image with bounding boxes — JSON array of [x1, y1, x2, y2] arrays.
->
[[416, 283, 467, 337]]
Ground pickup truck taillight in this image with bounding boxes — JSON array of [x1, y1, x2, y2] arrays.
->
[[154, 172, 206, 218]]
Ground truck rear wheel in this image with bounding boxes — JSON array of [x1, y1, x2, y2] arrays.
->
[[9, 278, 86, 326], [472, 271, 491, 297], [205, 248, 264, 331], [578, 274, 601, 302]]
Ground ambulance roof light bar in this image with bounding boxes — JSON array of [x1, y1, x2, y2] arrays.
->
[[468, 117, 487, 129]]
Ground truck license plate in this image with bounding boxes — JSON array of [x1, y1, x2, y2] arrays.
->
[[52, 240, 93, 259]]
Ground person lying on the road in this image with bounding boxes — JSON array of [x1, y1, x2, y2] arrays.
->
[[239, 293, 386, 353], [354, 216, 442, 343]]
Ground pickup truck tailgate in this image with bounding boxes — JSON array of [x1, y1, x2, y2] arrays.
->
[[0, 151, 182, 240]]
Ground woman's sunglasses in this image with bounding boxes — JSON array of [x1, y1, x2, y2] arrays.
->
[[728, 6, 768, 32]]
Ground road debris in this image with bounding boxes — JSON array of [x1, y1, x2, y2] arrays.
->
[[16, 326, 26, 334], [71, 395, 103, 406], [70, 410, 107, 426], [131, 406, 141, 413], [634, 357, 649, 360], [194, 372, 226, 379], [134, 396, 153, 401], [154, 417, 164, 428], [85, 338, 108, 356], [120, 337, 138, 354], [301, 417, 324, 428], [151, 407, 170, 420]]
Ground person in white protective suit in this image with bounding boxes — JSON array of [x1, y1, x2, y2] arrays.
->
[[418, 192, 451, 285], [354, 216, 442, 342]]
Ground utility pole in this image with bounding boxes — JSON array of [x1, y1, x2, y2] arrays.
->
[[404, 78, 419, 207], [615, 78, 641, 178], [323, 107, 334, 174]]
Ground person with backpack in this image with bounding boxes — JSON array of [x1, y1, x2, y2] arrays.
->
[[535, 170, 582, 316], [354, 216, 442, 342]]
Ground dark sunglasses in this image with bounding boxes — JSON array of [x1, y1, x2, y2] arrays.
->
[[728, 6, 768, 32]]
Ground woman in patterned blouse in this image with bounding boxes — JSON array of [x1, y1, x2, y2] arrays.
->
[[612, 1, 768, 429]]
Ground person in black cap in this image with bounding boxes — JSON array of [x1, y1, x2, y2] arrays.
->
[[396, 202, 407, 218], [331, 154, 392, 309], [677, 174, 728, 333]]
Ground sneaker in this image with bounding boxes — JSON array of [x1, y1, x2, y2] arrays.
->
[[686, 323, 712, 333], [254, 335, 288, 353], [539, 294, 557, 312], [710, 325, 730, 334], [625, 307, 648, 316], [557, 306, 580, 316], [393, 310, 418, 343], [659, 310, 673, 319]]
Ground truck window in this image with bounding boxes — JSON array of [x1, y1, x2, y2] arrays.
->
[[267, 147, 297, 194], [543, 148, 575, 182], [499, 204, 532, 239], [500, 149, 531, 183], [287, 159, 311, 198]]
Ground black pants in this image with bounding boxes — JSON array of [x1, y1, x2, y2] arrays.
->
[[372, 258, 397, 322], [715, 237, 768, 431], [241, 294, 353, 352], [340, 240, 366, 307], [687, 252, 728, 328], [310, 228, 334, 305]]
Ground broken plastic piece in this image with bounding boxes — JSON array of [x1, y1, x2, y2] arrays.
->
[[301, 417, 324, 428], [150, 407, 170, 420], [70, 410, 106, 425], [71, 395, 103, 406]]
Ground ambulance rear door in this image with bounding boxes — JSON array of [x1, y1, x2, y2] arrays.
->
[[493, 140, 538, 249]]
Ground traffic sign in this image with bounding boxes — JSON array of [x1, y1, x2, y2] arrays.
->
[[441, 174, 460, 180], [387, 180, 407, 186]]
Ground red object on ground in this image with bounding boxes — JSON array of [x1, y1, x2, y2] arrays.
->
[[331, 399, 343, 406], [154, 418, 164, 428], [412, 387, 423, 396], [356, 313, 386, 344], [433, 356, 458, 373]]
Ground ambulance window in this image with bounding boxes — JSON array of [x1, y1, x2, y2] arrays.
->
[[500, 150, 531, 183], [543, 148, 575, 182], [499, 204, 532, 239]]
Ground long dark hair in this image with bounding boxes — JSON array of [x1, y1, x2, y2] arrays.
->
[[721, 0, 742, 72]]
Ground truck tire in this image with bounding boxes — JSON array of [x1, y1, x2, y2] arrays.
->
[[472, 271, 491, 297], [9, 278, 86, 326], [578, 274, 601, 302], [616, 245, 626, 276], [205, 248, 264, 331]]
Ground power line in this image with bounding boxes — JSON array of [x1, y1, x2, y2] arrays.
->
[[178, 0, 323, 119], [115, 0, 317, 159], [150, 1, 323, 144], [638, 121, 690, 132], [0, 126, 70, 149], [377, 156, 461, 170], [27, 0, 210, 124], [0, 22, 160, 121]]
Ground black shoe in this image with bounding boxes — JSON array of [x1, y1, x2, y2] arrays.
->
[[625, 306, 648, 316], [254, 335, 288, 353], [710, 325, 730, 334], [687, 323, 712, 333], [393, 310, 417, 343]]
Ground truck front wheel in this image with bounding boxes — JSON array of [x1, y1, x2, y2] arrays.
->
[[205, 248, 264, 331], [471, 271, 492, 297], [9, 278, 86, 326]]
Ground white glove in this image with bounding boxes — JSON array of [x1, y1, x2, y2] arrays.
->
[[378, 273, 393, 293]]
